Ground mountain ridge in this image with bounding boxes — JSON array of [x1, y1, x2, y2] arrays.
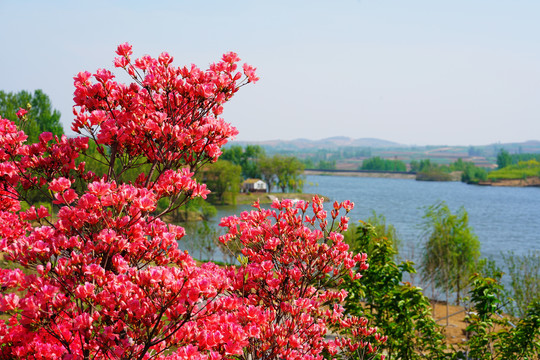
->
[[232, 137, 403, 149], [231, 137, 540, 150]]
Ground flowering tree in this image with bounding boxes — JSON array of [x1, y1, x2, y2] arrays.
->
[[220, 198, 386, 359], [0, 44, 383, 359]]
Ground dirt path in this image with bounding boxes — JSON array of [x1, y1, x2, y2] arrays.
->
[[432, 301, 469, 345]]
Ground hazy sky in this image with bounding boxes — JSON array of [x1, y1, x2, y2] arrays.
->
[[1, 0, 539, 146]]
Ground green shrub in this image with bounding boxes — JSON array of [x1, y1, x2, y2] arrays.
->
[[342, 221, 447, 359]]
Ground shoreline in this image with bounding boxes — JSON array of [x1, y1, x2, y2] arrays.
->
[[305, 171, 540, 187], [478, 176, 540, 187], [304, 169, 416, 180]]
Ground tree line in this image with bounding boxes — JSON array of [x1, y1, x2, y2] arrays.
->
[[356, 156, 490, 184], [412, 158, 489, 183], [496, 148, 540, 169], [360, 156, 407, 172]]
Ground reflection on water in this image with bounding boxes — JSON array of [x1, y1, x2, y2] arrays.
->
[[177, 203, 269, 264]]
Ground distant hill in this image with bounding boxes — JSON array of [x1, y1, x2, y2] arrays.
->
[[232, 137, 403, 150], [494, 140, 540, 153], [231, 138, 540, 153]]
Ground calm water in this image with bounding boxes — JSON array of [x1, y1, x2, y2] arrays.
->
[[303, 175, 540, 263], [182, 175, 540, 265]]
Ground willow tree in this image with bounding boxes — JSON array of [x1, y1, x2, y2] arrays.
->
[[421, 201, 480, 305]]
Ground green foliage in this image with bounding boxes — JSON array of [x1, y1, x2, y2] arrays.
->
[[502, 251, 540, 318], [462, 273, 509, 359], [496, 149, 512, 169], [342, 221, 448, 359], [412, 159, 455, 181], [461, 163, 488, 184], [411, 158, 486, 183], [345, 211, 401, 257], [420, 202, 480, 305], [459, 273, 540, 359], [258, 154, 304, 193], [221, 144, 265, 179], [509, 153, 540, 165], [226, 151, 308, 193], [302, 158, 336, 170], [496, 300, 540, 359], [410, 159, 437, 173], [429, 158, 490, 184], [318, 159, 337, 170], [285, 147, 370, 170], [276, 155, 304, 193], [449, 158, 467, 172], [0, 89, 63, 143], [200, 160, 242, 205], [361, 156, 407, 172], [487, 160, 540, 181], [258, 155, 278, 192]]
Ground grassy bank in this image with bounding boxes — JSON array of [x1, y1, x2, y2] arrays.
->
[[488, 160, 540, 180]]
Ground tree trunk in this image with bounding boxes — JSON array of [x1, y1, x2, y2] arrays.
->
[[446, 287, 449, 327], [456, 272, 461, 306]]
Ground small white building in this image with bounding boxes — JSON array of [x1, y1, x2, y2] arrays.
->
[[242, 179, 267, 193]]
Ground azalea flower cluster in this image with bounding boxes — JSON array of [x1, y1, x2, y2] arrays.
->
[[220, 198, 386, 359], [0, 44, 385, 359]]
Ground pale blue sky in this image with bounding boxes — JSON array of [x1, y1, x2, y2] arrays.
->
[[1, 0, 539, 145]]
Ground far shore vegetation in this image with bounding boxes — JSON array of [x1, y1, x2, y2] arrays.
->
[[488, 159, 540, 181], [300, 148, 540, 186]]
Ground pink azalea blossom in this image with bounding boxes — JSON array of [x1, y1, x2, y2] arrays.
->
[[0, 43, 384, 360], [16, 108, 28, 119]]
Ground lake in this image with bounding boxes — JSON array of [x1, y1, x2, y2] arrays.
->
[[181, 175, 540, 267]]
